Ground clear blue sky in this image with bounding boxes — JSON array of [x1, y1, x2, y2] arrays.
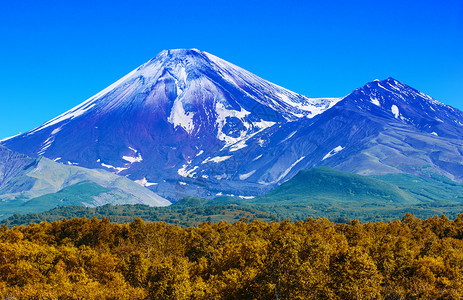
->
[[1, 0, 462, 139]]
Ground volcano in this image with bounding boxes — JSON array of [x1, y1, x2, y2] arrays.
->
[[3, 49, 463, 200]]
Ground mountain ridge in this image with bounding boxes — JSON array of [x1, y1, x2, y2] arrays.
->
[[2, 49, 463, 200]]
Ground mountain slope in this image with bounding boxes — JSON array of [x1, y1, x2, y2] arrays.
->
[[201, 78, 463, 191], [243, 167, 463, 221], [252, 167, 463, 207], [0, 145, 170, 219], [0, 145, 36, 192], [254, 167, 415, 205], [2, 50, 463, 200], [314, 78, 463, 181], [7, 167, 463, 225], [2, 49, 340, 200]]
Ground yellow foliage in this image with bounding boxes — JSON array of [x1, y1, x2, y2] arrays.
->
[[0, 215, 462, 298]]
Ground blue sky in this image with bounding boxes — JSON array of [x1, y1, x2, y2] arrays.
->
[[0, 0, 462, 139]]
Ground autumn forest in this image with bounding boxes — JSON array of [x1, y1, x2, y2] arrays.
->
[[1, 214, 463, 299]]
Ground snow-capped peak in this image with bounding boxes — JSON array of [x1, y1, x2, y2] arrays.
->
[[343, 77, 463, 134], [353, 77, 448, 110], [24, 49, 339, 137]]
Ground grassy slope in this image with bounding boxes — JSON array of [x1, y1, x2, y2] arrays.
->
[[374, 173, 463, 204], [0, 182, 109, 219], [255, 167, 415, 205], [0, 157, 170, 217], [4, 167, 463, 225], [246, 168, 463, 221]]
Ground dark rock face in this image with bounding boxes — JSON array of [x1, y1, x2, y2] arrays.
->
[[3, 49, 463, 200]]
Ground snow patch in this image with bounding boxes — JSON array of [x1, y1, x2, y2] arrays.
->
[[370, 98, 381, 107], [101, 163, 116, 169], [215, 192, 235, 197], [101, 162, 129, 173], [391, 105, 400, 119], [215, 174, 227, 180], [322, 146, 344, 161], [273, 156, 306, 184], [239, 170, 256, 180], [168, 98, 195, 134], [51, 127, 62, 135], [377, 83, 391, 92], [219, 118, 275, 153], [135, 177, 158, 187], [178, 165, 199, 178], [38, 136, 54, 155], [229, 140, 247, 152], [202, 156, 232, 164], [253, 154, 263, 161], [253, 120, 276, 130], [122, 153, 143, 163], [280, 131, 297, 143]]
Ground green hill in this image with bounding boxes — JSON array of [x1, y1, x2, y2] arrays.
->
[[241, 167, 463, 221], [374, 173, 463, 204], [255, 167, 416, 205], [0, 181, 109, 219]]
